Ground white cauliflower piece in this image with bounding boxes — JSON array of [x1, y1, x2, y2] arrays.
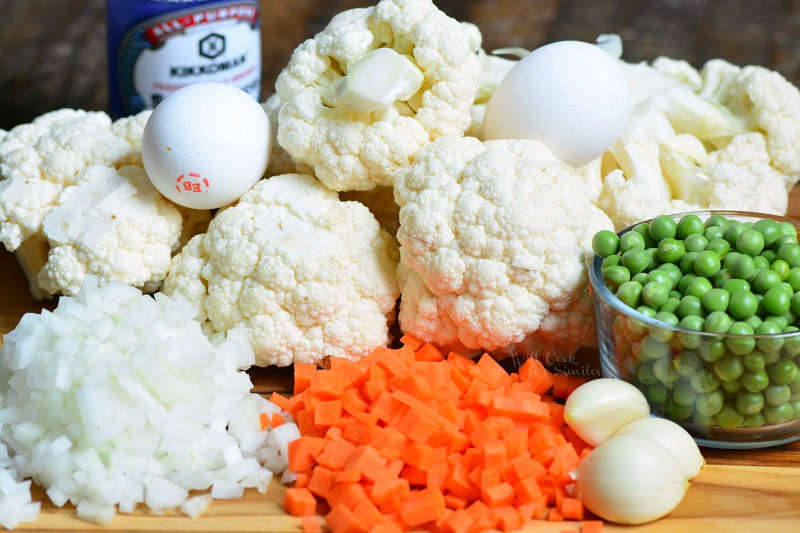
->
[[594, 56, 798, 229], [261, 94, 311, 176], [340, 186, 400, 236], [275, 0, 482, 191], [110, 110, 152, 165], [394, 137, 613, 355], [163, 174, 400, 367]]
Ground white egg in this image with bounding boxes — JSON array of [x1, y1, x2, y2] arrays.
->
[[142, 82, 270, 209], [482, 40, 631, 167]]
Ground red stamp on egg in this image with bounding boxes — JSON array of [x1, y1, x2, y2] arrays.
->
[[175, 173, 210, 194]]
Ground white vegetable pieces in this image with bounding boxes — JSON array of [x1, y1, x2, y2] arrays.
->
[[482, 40, 631, 167], [334, 48, 424, 112], [0, 444, 40, 529], [564, 378, 650, 445], [575, 435, 690, 525], [0, 278, 300, 523]]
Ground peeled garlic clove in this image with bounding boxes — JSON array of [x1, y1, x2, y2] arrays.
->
[[335, 48, 424, 112], [614, 417, 704, 479], [576, 434, 690, 524], [564, 378, 650, 446]]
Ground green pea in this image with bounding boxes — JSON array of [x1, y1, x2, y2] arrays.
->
[[743, 413, 766, 427], [736, 229, 765, 256], [765, 315, 789, 330], [714, 355, 744, 381], [736, 391, 765, 415], [706, 214, 729, 228], [685, 234, 709, 253], [753, 218, 781, 247], [724, 251, 742, 270], [727, 290, 758, 320], [669, 289, 683, 300], [791, 292, 800, 316], [743, 351, 766, 372], [645, 270, 671, 286], [691, 369, 721, 393], [603, 254, 621, 270], [702, 288, 729, 313], [647, 383, 669, 404], [673, 380, 698, 406], [790, 372, 800, 394], [694, 250, 721, 277], [779, 221, 798, 240], [763, 350, 782, 365], [680, 253, 698, 275], [650, 215, 677, 241], [762, 285, 792, 315], [698, 338, 726, 362], [676, 295, 703, 319], [620, 231, 646, 252], [787, 268, 800, 291], [728, 254, 756, 281], [777, 243, 800, 268], [767, 358, 798, 385], [765, 384, 792, 406], [603, 265, 631, 291], [782, 326, 800, 356], [725, 321, 756, 355], [617, 281, 643, 308], [742, 369, 770, 392], [637, 306, 657, 319], [657, 238, 685, 263], [666, 398, 694, 421], [705, 311, 732, 334], [678, 273, 697, 293], [653, 312, 679, 339], [792, 401, 800, 418], [678, 316, 704, 349], [723, 278, 750, 294], [645, 247, 660, 270], [622, 249, 650, 275], [657, 263, 683, 288], [724, 223, 746, 245], [653, 357, 679, 385], [765, 403, 794, 424], [764, 250, 779, 264], [705, 225, 725, 242], [722, 378, 742, 394], [771, 259, 791, 281], [677, 214, 705, 238], [643, 282, 670, 308], [707, 238, 731, 257], [715, 405, 745, 428], [592, 230, 620, 257], [713, 269, 733, 288], [753, 269, 781, 295], [745, 314, 763, 329], [659, 297, 681, 314], [694, 390, 724, 417], [632, 272, 648, 284], [686, 277, 713, 299], [637, 362, 659, 386], [756, 320, 785, 352], [753, 256, 770, 270], [641, 335, 671, 360]]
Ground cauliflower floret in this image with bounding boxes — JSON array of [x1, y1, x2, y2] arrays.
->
[[394, 137, 613, 355], [275, 0, 482, 191], [35, 165, 183, 297], [111, 110, 152, 166], [261, 94, 311, 176], [163, 174, 400, 367], [340, 186, 400, 237]]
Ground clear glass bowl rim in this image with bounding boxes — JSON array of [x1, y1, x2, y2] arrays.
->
[[589, 209, 800, 340]]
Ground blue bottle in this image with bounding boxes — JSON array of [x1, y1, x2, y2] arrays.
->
[[107, 0, 261, 117]]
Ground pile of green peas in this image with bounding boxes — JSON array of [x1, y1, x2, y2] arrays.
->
[[593, 213, 800, 430]]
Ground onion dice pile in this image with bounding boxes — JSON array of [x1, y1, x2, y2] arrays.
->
[[0, 278, 299, 525], [0, 443, 39, 529]]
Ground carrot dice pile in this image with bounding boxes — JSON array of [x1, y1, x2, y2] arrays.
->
[[275, 335, 595, 532]]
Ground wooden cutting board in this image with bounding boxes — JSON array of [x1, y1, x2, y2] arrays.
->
[[7, 190, 800, 531]]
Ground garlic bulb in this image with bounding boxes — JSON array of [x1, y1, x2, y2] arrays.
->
[[576, 434, 690, 524], [615, 417, 704, 479], [564, 378, 650, 445]]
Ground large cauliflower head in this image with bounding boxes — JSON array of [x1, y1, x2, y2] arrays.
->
[[0, 108, 210, 299], [163, 174, 400, 367], [275, 0, 482, 192], [394, 137, 614, 355]]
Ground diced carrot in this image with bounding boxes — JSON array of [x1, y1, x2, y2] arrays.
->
[[335, 468, 361, 483], [368, 427, 406, 461], [465, 501, 496, 532], [286, 394, 307, 418], [308, 466, 336, 497], [269, 392, 290, 411], [481, 440, 507, 469], [353, 498, 384, 531], [311, 371, 345, 400], [295, 472, 310, 489], [325, 426, 344, 441], [315, 400, 343, 427], [444, 462, 480, 501], [371, 392, 404, 423], [444, 493, 468, 510], [327, 483, 370, 511], [415, 343, 444, 362], [482, 482, 513, 508], [301, 517, 322, 533], [503, 428, 528, 459], [400, 333, 424, 351], [341, 388, 369, 416], [371, 478, 410, 513], [518, 358, 554, 395], [474, 354, 513, 388], [285, 488, 317, 517], [370, 523, 403, 533], [402, 443, 437, 470], [560, 497, 584, 521], [326, 504, 366, 533], [548, 508, 565, 522], [271, 412, 285, 428], [347, 446, 388, 482], [427, 460, 448, 490], [316, 439, 357, 471], [492, 506, 523, 532], [392, 409, 439, 444], [400, 487, 446, 527], [288, 437, 327, 473], [401, 465, 428, 487], [259, 412, 270, 431], [441, 508, 473, 533], [294, 363, 317, 394], [489, 396, 550, 421], [549, 444, 580, 485], [581, 520, 604, 533], [515, 477, 544, 505]]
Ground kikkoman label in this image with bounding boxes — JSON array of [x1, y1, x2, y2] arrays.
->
[[112, 1, 260, 115]]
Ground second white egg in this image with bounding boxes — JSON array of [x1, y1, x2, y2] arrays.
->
[[482, 40, 631, 167]]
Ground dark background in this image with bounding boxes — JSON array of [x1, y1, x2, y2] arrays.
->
[[1, 0, 798, 129]]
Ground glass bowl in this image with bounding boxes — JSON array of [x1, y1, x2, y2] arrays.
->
[[589, 211, 800, 449]]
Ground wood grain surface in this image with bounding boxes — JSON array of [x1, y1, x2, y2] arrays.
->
[[4, 191, 800, 530], [4, 0, 800, 128]]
